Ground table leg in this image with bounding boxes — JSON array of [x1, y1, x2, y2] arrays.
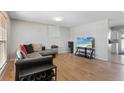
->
[[85, 48, 87, 57], [75, 47, 78, 55]]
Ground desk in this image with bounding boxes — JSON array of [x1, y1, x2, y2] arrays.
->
[[75, 47, 95, 59]]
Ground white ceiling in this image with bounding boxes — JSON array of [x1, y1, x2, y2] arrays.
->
[[8, 11, 124, 27]]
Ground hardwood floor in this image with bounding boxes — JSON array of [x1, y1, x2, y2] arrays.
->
[[111, 54, 124, 64], [1, 60, 14, 81], [1, 53, 124, 81]]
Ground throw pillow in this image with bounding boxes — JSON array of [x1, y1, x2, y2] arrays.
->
[[24, 44, 34, 54], [20, 44, 27, 55], [32, 43, 42, 52], [16, 49, 25, 59], [21, 50, 27, 58]]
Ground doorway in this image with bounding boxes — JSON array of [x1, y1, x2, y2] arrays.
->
[[110, 28, 124, 64]]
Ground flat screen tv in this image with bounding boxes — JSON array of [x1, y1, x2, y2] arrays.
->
[[76, 37, 94, 48]]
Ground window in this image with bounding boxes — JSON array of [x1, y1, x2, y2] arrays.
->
[[47, 26, 60, 48], [0, 12, 7, 69]]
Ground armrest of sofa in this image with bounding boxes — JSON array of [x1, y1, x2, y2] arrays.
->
[[15, 55, 53, 80], [15, 55, 53, 68]]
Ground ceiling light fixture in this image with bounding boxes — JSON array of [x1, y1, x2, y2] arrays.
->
[[53, 16, 64, 22]]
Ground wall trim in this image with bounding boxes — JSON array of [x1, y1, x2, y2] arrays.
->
[[10, 58, 15, 62], [95, 57, 108, 62]]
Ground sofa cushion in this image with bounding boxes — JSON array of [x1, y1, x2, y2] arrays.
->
[[27, 52, 41, 58], [32, 43, 42, 52], [24, 44, 34, 54], [38, 49, 57, 55], [20, 44, 27, 55]]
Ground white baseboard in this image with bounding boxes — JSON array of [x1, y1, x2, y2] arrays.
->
[[58, 51, 69, 54], [10, 58, 15, 62], [95, 57, 108, 62]]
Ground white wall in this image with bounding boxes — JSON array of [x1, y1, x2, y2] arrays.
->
[[70, 19, 109, 61], [10, 19, 70, 58], [10, 19, 110, 61]]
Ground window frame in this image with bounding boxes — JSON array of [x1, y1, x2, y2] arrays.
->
[[0, 12, 7, 70]]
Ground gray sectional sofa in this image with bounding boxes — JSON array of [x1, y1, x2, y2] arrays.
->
[[15, 44, 58, 81]]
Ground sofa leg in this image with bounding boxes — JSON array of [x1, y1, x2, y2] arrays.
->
[[55, 66, 57, 81], [53, 54, 56, 58]]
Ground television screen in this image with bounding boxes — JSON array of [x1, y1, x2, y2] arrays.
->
[[76, 37, 94, 48]]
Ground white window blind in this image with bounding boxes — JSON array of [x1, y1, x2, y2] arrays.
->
[[0, 12, 7, 69]]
